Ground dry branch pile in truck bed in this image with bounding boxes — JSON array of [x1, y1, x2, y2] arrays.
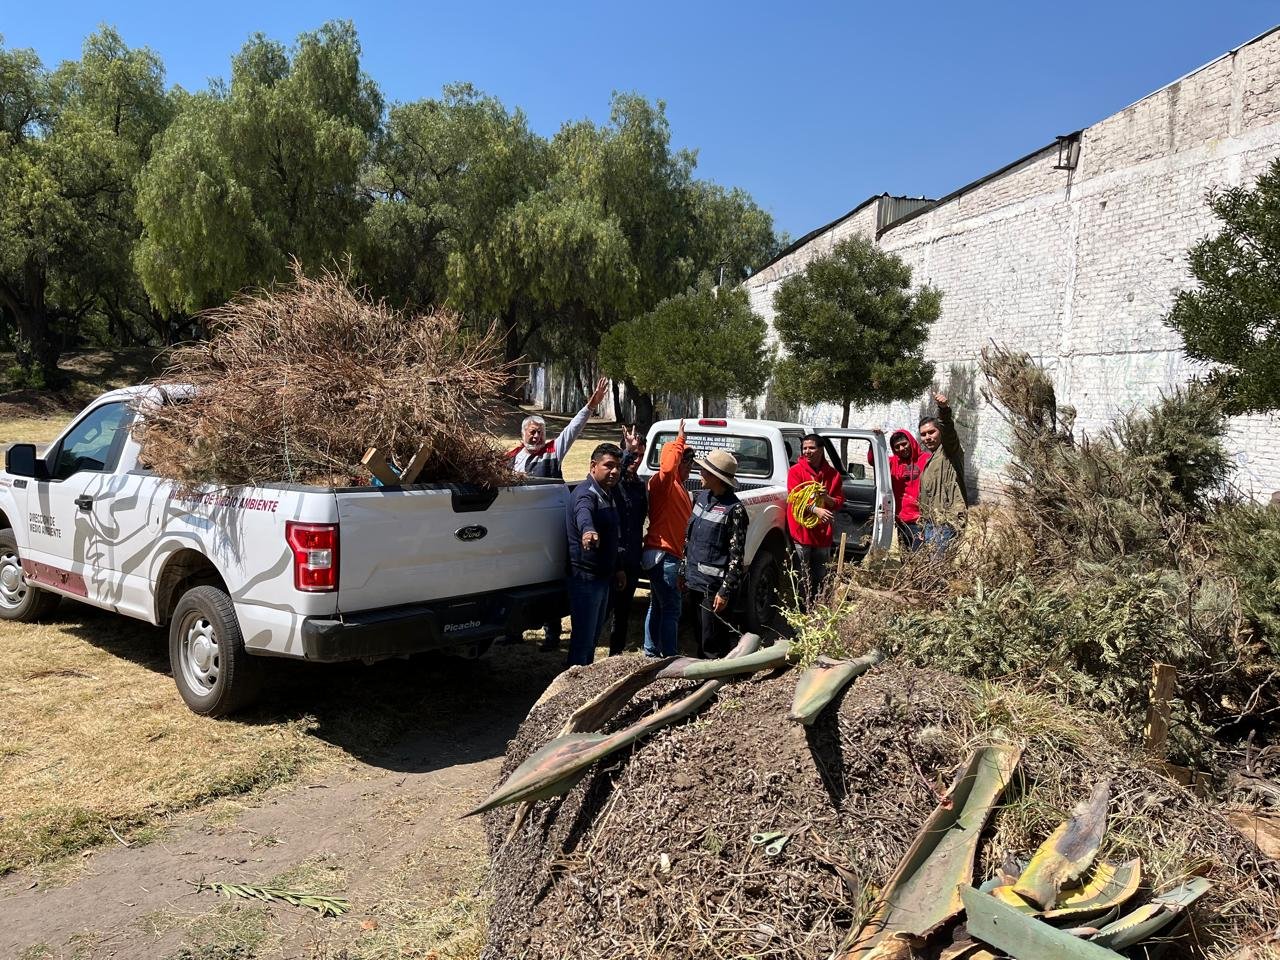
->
[[134, 270, 515, 488]]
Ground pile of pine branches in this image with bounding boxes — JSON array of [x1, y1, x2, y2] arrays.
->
[[135, 268, 515, 489]]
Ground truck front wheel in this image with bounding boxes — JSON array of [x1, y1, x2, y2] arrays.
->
[[0, 529, 61, 622], [169, 585, 263, 717]]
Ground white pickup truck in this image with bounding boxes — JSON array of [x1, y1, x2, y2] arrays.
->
[[0, 386, 568, 716], [639, 418, 894, 632]]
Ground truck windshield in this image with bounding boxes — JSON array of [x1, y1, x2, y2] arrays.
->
[[647, 432, 773, 479]]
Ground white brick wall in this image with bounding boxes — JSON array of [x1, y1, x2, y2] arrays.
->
[[739, 28, 1280, 500]]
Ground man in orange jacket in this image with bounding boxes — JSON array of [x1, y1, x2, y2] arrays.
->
[[641, 420, 694, 657], [786, 434, 845, 610]]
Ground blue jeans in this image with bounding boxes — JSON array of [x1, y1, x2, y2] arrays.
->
[[643, 553, 683, 658], [567, 571, 612, 666], [919, 521, 957, 553]]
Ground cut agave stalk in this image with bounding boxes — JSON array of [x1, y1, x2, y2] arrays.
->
[[1013, 780, 1111, 910], [835, 744, 1022, 959], [788, 650, 884, 726]]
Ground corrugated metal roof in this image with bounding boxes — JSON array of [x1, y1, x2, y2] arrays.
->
[[876, 196, 935, 232], [750, 193, 936, 278]]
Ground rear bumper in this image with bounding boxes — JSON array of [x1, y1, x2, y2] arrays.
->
[[300, 580, 566, 662]]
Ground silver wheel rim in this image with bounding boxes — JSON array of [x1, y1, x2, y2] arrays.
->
[[0, 550, 29, 610], [180, 614, 220, 695]]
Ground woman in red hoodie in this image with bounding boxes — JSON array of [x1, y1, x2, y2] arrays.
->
[[871, 428, 931, 551]]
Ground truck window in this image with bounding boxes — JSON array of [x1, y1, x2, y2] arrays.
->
[[822, 436, 875, 483], [49, 401, 132, 481], [647, 432, 773, 479], [781, 430, 807, 466]]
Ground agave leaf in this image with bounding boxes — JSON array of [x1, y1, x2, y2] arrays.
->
[[469, 677, 724, 816], [788, 650, 884, 725], [959, 885, 1126, 959], [989, 884, 1037, 914], [1090, 877, 1211, 950], [836, 744, 1021, 958], [658, 637, 787, 680], [1042, 859, 1141, 921], [499, 634, 764, 840], [1013, 780, 1111, 909], [939, 941, 1000, 960], [559, 656, 677, 734]]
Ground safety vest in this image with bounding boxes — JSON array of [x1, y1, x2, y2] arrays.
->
[[685, 491, 739, 591]]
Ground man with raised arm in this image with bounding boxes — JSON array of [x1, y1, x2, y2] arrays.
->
[[916, 392, 970, 552], [509, 376, 609, 651]]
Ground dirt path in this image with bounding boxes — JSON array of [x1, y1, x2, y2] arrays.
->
[[0, 651, 565, 960]]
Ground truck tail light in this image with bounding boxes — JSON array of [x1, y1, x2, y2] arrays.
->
[[286, 521, 339, 592], [698, 419, 727, 427]]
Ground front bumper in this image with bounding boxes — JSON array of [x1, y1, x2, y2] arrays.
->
[[300, 580, 566, 662]]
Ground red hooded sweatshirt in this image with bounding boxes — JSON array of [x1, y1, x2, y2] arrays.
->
[[787, 455, 845, 548], [870, 430, 931, 523]]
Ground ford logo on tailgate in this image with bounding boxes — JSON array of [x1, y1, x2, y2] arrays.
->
[[455, 524, 488, 542]]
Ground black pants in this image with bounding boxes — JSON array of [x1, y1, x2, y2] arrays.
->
[[688, 585, 734, 659], [607, 569, 640, 655]]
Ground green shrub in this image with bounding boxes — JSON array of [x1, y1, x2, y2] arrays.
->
[[1211, 501, 1280, 655], [882, 571, 1238, 763]]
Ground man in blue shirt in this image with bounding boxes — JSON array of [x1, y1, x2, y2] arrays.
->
[[565, 442, 626, 667]]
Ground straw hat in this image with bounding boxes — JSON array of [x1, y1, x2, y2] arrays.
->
[[694, 449, 738, 488]]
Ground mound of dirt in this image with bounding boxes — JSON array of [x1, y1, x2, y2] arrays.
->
[[482, 659, 1278, 960]]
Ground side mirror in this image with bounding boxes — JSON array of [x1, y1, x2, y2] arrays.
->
[[6, 443, 39, 478], [847, 462, 866, 481]]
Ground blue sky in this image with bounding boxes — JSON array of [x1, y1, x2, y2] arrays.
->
[[5, 2, 1277, 239]]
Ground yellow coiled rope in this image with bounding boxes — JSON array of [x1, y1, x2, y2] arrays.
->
[[787, 480, 824, 529]]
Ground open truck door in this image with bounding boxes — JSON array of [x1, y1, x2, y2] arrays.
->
[[814, 428, 894, 557]]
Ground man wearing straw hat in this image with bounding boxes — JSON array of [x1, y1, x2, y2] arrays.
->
[[680, 449, 748, 658]]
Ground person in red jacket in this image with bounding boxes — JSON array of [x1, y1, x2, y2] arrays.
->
[[786, 434, 845, 610], [871, 428, 931, 551]]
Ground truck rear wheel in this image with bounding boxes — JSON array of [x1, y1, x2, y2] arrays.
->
[[744, 545, 787, 636], [0, 529, 61, 622], [169, 585, 263, 717]]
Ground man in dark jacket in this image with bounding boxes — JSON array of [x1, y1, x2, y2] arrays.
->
[[565, 443, 627, 667], [607, 427, 648, 655], [916, 392, 969, 551], [681, 449, 748, 659]]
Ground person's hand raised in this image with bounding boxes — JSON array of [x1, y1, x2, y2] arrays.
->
[[588, 377, 609, 410], [934, 392, 949, 407]]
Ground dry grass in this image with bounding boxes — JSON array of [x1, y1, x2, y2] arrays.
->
[[0, 385, 615, 881], [0, 605, 334, 873]]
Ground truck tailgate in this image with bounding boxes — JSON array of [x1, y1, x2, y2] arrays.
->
[[334, 483, 566, 613]]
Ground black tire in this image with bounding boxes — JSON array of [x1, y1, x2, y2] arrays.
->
[[744, 544, 787, 635], [0, 528, 61, 622], [169, 584, 263, 717]]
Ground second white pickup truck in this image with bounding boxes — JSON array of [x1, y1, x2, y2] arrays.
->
[[639, 418, 893, 633], [0, 386, 569, 716]]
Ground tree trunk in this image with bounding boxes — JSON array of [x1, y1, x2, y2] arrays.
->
[[840, 400, 851, 463], [701, 395, 710, 417], [7, 259, 61, 386], [500, 309, 526, 404], [626, 378, 655, 432]]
